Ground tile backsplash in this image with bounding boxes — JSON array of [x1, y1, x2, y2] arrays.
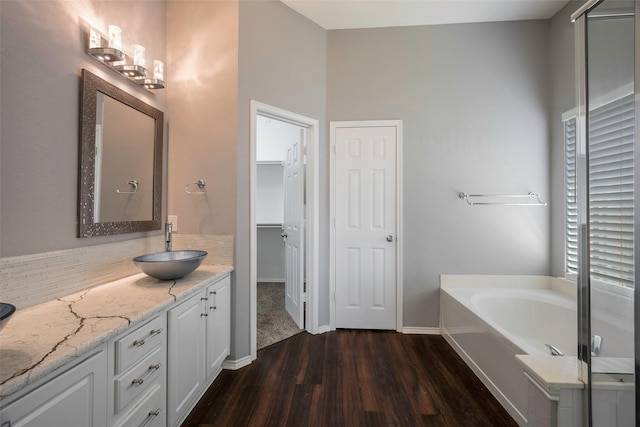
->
[[1, 234, 233, 310]]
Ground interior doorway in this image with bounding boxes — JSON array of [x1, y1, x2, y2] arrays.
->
[[329, 120, 403, 331], [249, 101, 320, 361], [255, 116, 304, 349]]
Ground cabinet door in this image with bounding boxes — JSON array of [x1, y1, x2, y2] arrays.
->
[[0, 348, 107, 427], [205, 276, 231, 379], [167, 291, 205, 427]]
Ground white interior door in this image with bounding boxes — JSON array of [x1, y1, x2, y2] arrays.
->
[[283, 128, 305, 328], [334, 124, 398, 330]]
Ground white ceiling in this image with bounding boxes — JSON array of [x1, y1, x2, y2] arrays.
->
[[280, 0, 571, 30]]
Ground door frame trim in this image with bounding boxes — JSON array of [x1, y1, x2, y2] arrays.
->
[[249, 100, 320, 360], [329, 120, 404, 331]]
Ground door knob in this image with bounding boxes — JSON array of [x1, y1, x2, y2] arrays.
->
[[386, 235, 394, 242]]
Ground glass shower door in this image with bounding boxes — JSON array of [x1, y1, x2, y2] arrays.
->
[[584, 1, 636, 425]]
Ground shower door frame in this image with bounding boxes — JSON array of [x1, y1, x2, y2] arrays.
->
[[572, 1, 640, 425]]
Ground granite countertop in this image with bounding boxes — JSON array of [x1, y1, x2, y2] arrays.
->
[[0, 264, 233, 398]]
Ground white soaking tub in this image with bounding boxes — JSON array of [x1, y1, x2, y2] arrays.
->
[[440, 275, 578, 426]]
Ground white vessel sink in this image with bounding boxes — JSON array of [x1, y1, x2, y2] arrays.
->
[[133, 250, 208, 280]]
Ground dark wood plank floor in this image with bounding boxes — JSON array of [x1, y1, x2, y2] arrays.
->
[[182, 330, 518, 427]]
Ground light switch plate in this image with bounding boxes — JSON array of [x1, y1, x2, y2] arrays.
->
[[168, 215, 178, 232]]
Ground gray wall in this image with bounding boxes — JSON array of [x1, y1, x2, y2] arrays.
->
[[0, 0, 167, 258], [328, 21, 552, 327], [549, 1, 582, 278], [237, 0, 328, 356], [166, 1, 238, 237]]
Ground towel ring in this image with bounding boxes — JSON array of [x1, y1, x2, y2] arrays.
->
[[185, 179, 207, 195], [117, 179, 138, 194]]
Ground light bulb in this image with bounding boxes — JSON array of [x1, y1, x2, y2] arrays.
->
[[133, 45, 145, 68], [89, 28, 102, 49], [108, 25, 122, 51], [153, 60, 164, 81]]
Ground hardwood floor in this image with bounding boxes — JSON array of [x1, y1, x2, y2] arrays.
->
[[182, 330, 518, 427]]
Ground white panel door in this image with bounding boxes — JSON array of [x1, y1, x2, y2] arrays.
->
[[334, 125, 397, 329], [283, 128, 305, 328]]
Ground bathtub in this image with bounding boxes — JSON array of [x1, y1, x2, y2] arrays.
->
[[440, 275, 578, 426]]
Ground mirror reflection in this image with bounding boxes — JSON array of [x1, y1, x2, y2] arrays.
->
[[79, 69, 163, 237], [95, 92, 155, 222]]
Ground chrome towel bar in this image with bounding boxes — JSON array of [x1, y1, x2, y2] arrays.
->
[[459, 192, 547, 206]]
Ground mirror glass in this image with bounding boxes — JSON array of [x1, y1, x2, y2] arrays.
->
[[79, 69, 163, 237]]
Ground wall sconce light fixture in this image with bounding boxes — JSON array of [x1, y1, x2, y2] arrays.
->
[[87, 25, 165, 90]]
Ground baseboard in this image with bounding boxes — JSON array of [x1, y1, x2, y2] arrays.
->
[[401, 326, 441, 335], [316, 325, 331, 334], [222, 355, 252, 371]]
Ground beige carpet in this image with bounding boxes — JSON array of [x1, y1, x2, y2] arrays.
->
[[257, 282, 302, 350]]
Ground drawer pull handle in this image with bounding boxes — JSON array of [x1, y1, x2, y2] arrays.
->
[[139, 408, 161, 427], [133, 328, 163, 347], [131, 363, 161, 386], [201, 297, 208, 301], [210, 291, 217, 295], [201, 313, 208, 317]]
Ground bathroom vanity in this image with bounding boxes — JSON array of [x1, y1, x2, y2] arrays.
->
[[0, 265, 233, 427]]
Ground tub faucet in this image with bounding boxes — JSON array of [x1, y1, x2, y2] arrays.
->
[[165, 222, 172, 251], [545, 343, 564, 356], [591, 335, 603, 357]]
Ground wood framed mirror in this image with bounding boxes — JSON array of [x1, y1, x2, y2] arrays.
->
[[78, 69, 163, 237]]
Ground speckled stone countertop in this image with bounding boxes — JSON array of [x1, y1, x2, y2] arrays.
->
[[0, 265, 233, 398]]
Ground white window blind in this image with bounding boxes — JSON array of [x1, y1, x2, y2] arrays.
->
[[565, 117, 578, 278], [588, 94, 635, 288], [564, 94, 635, 288]]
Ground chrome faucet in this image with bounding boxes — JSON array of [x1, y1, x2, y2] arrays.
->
[[165, 222, 172, 251], [545, 343, 564, 356]]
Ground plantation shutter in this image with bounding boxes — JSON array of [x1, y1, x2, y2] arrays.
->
[[588, 94, 635, 288], [565, 117, 578, 277]]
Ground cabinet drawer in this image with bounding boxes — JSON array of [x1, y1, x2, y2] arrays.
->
[[115, 315, 165, 374], [114, 383, 164, 427], [115, 346, 163, 412]]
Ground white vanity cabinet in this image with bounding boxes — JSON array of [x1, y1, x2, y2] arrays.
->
[[0, 268, 233, 427], [108, 314, 166, 427], [167, 275, 231, 427], [0, 347, 108, 427], [205, 276, 231, 379]]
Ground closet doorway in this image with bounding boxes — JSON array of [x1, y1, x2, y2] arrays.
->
[[249, 101, 319, 360]]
